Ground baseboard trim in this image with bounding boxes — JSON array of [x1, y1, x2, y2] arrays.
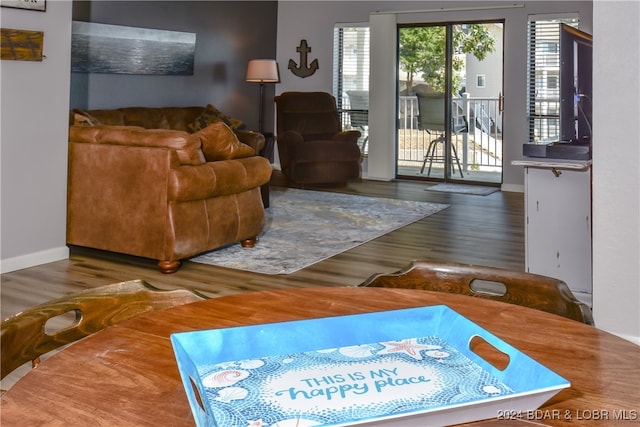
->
[[0, 246, 69, 274], [609, 331, 640, 346], [363, 175, 394, 182]]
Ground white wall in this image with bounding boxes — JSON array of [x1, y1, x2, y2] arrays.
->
[[0, 1, 72, 272], [592, 0, 640, 343], [368, 13, 398, 181]]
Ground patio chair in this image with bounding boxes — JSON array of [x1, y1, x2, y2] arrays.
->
[[360, 260, 594, 325], [346, 90, 369, 152], [416, 92, 465, 178], [1, 279, 208, 383]]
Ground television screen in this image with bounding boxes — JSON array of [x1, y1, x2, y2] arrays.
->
[[559, 24, 593, 144]]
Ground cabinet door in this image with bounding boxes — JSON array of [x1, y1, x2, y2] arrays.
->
[[525, 167, 592, 298]]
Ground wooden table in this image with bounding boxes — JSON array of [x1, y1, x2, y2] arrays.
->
[[2, 287, 638, 426]]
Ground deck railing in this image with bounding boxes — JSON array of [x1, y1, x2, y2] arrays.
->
[[341, 95, 504, 173]]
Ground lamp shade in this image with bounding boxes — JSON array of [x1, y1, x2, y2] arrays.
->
[[246, 59, 279, 83]]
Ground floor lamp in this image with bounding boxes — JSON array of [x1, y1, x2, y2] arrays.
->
[[246, 59, 279, 134]]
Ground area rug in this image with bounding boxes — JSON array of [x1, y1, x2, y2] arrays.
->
[[189, 188, 448, 275], [426, 183, 499, 196]]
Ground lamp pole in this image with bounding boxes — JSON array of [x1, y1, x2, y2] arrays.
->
[[246, 59, 279, 134], [258, 81, 265, 134]]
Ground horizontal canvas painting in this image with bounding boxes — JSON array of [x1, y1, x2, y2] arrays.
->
[[71, 21, 195, 75]]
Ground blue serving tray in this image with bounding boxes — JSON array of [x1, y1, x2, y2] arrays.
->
[[171, 306, 569, 427]]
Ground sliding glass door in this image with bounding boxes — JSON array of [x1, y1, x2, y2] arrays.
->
[[397, 21, 504, 184]]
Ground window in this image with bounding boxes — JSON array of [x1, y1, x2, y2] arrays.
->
[[332, 25, 369, 110], [333, 24, 370, 152], [527, 16, 579, 143], [476, 74, 486, 88]]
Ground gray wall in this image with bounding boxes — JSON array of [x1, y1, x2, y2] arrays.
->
[[71, 1, 278, 133], [1, 0, 73, 271], [1, 0, 277, 273]]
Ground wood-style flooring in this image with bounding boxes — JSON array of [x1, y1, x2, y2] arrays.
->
[[0, 173, 524, 321]]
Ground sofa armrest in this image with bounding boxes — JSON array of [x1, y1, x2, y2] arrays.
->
[[235, 130, 266, 154], [69, 125, 205, 165], [67, 142, 175, 260]]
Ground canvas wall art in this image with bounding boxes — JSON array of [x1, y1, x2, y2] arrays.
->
[[1, 0, 46, 12], [71, 21, 196, 75]]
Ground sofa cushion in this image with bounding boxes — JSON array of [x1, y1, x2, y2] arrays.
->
[[119, 107, 171, 129], [188, 104, 243, 132], [69, 125, 205, 166], [157, 106, 205, 132], [195, 122, 255, 161]]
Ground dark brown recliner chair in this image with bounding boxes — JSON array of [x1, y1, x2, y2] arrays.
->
[[275, 91, 362, 186]]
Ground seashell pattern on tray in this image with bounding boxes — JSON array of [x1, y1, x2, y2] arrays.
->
[[197, 336, 515, 427]]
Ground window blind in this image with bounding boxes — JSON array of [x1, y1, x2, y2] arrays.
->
[[526, 16, 579, 143], [332, 25, 370, 110]]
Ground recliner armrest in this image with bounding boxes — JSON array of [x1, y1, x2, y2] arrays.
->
[[276, 130, 304, 165], [277, 130, 305, 144], [332, 130, 361, 144]]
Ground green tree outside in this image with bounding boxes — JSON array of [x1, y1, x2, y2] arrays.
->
[[399, 24, 496, 95]]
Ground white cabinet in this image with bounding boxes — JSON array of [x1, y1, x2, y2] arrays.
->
[[513, 159, 592, 305]]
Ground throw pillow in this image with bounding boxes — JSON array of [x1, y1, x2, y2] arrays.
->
[[188, 104, 244, 132], [72, 109, 102, 126], [195, 121, 255, 161]]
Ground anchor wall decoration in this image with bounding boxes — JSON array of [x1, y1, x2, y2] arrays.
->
[[288, 39, 318, 78]]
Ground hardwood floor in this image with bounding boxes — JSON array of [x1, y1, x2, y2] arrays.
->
[[0, 173, 524, 321]]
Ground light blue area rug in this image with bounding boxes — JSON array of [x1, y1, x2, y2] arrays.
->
[[190, 188, 448, 275]]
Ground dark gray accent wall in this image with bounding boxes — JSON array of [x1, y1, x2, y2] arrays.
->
[[70, 1, 278, 132]]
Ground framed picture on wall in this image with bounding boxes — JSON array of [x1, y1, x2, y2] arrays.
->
[[1, 28, 44, 61], [1, 0, 46, 12]]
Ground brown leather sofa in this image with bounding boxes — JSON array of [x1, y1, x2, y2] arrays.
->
[[275, 92, 361, 186], [67, 106, 272, 273]]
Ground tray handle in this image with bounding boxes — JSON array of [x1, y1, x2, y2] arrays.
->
[[171, 335, 211, 426], [464, 330, 538, 386], [186, 375, 210, 424], [468, 334, 510, 371]]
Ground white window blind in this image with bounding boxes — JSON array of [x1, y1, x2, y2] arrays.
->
[[527, 16, 578, 143], [332, 25, 370, 110]]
